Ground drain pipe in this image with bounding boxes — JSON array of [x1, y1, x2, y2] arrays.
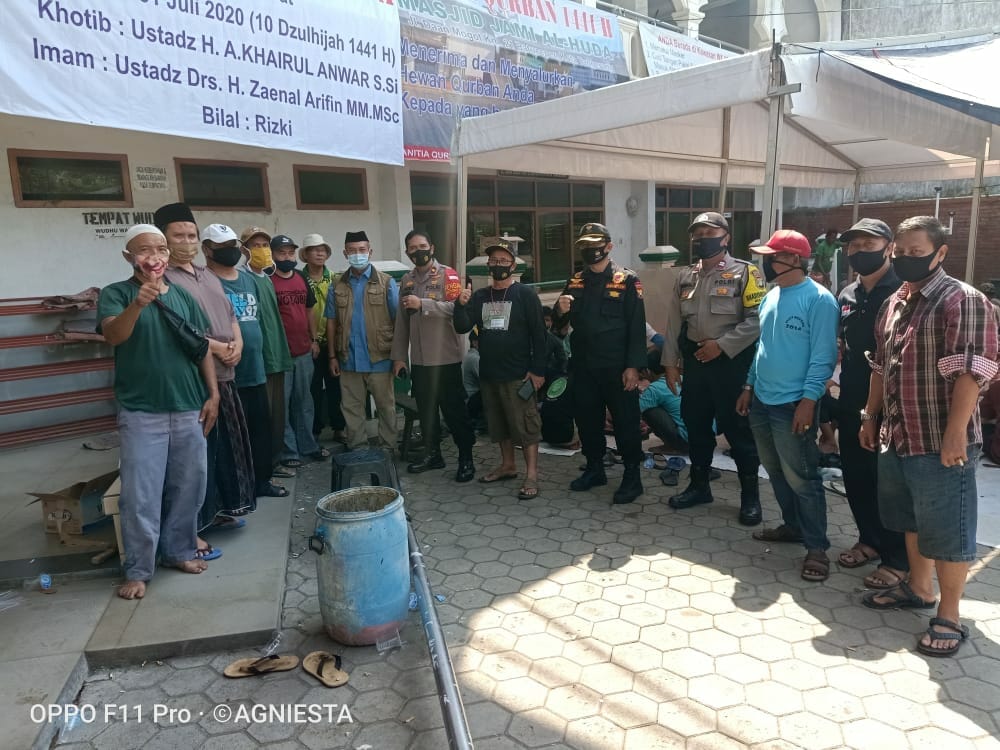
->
[[407, 523, 474, 750]]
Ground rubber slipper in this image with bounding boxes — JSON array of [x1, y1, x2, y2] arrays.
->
[[302, 651, 349, 687], [272, 465, 296, 478], [209, 517, 246, 532], [479, 471, 518, 484], [838, 543, 880, 568], [518, 482, 539, 500], [259, 482, 289, 498], [863, 566, 905, 590], [308, 448, 331, 460], [280, 459, 305, 469], [916, 617, 969, 658], [224, 653, 300, 678], [195, 545, 222, 561], [862, 581, 936, 610]]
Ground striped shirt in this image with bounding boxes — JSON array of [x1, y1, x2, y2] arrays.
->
[[869, 268, 999, 456]]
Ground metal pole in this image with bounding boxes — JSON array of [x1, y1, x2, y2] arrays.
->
[[965, 139, 988, 284], [851, 171, 861, 224], [760, 43, 791, 241], [455, 152, 469, 282], [407, 524, 474, 750], [719, 107, 731, 215]]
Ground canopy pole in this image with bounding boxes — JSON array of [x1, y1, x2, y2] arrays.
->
[[719, 107, 731, 215], [760, 42, 795, 241], [851, 171, 861, 224], [965, 139, 987, 284], [455, 150, 469, 282]]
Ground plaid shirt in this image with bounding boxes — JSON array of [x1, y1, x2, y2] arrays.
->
[[869, 268, 999, 456]]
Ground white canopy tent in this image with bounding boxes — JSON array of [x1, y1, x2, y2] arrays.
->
[[453, 30, 1000, 281]]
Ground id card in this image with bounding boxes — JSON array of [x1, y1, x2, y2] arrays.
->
[[483, 301, 512, 331]]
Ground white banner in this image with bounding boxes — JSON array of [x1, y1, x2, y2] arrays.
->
[[638, 21, 735, 76], [0, 0, 403, 165]]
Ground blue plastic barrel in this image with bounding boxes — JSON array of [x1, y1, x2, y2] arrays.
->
[[311, 486, 410, 646]]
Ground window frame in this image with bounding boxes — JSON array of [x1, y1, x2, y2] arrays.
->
[[174, 157, 270, 212], [292, 164, 368, 210], [8, 148, 133, 208]]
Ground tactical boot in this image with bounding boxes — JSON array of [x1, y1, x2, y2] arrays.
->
[[408, 451, 445, 474], [455, 453, 476, 483], [668, 465, 713, 509], [613, 465, 643, 504], [737, 473, 762, 526], [570, 459, 607, 491]]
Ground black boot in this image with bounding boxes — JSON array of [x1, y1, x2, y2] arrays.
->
[[738, 473, 762, 526], [668, 465, 713, 509], [613, 465, 643, 504], [570, 459, 607, 491], [455, 453, 475, 483], [408, 450, 445, 474]]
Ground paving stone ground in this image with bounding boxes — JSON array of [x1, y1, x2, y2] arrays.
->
[[55, 440, 1000, 750]]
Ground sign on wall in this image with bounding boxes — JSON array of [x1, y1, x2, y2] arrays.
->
[[638, 20, 735, 76], [0, 0, 403, 165], [398, 0, 630, 161]]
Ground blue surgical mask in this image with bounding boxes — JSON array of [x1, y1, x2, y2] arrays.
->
[[347, 253, 369, 269]]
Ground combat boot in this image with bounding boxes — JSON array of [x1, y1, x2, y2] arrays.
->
[[570, 459, 607, 491], [613, 465, 643, 504], [668, 465, 713, 509], [737, 473, 762, 526]]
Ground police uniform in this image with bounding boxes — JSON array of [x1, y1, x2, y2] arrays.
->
[[661, 211, 765, 523], [556, 261, 647, 468]]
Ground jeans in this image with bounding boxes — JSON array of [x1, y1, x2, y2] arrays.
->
[[749, 396, 828, 551], [282, 353, 321, 461], [118, 409, 207, 581]]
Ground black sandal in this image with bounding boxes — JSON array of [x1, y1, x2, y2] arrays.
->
[[752, 525, 803, 543]]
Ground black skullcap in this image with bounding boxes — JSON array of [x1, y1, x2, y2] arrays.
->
[[153, 202, 196, 231], [345, 230, 369, 243]]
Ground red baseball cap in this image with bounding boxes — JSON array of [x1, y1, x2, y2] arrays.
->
[[756, 229, 811, 258]]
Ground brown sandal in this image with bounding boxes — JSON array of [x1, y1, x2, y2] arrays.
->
[[863, 566, 905, 589], [302, 651, 349, 687], [224, 654, 300, 678], [801, 550, 830, 582], [838, 543, 879, 568]]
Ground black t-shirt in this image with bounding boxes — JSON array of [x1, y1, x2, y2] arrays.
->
[[837, 269, 902, 409], [453, 283, 547, 382]]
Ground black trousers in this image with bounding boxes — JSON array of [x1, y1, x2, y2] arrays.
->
[[680, 348, 759, 475], [239, 383, 273, 493], [411, 363, 474, 457], [837, 408, 909, 571], [573, 367, 642, 466], [643, 407, 687, 450], [311, 342, 346, 433]]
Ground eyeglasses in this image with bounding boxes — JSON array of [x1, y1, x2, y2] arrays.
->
[[486, 259, 513, 267]]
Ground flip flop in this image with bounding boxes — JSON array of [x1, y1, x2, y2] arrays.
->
[[838, 543, 880, 568], [302, 651, 349, 687], [518, 481, 539, 500], [862, 581, 937, 610], [195, 545, 222, 561], [479, 471, 518, 484], [280, 459, 305, 469], [916, 617, 969, 658], [272, 465, 296, 478], [801, 550, 830, 582], [308, 448, 331, 460], [209, 517, 246, 532], [224, 653, 300, 678], [258, 482, 290, 498]]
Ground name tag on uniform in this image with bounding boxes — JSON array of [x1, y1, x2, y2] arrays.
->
[[714, 286, 733, 296], [483, 301, 512, 331]]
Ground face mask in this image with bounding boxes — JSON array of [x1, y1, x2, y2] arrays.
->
[[579, 244, 609, 266], [489, 264, 513, 281], [347, 253, 369, 270], [275, 259, 297, 273], [892, 251, 941, 283], [691, 235, 727, 260], [248, 247, 273, 273], [211, 245, 243, 267], [408, 249, 432, 267], [762, 257, 801, 283], [168, 242, 199, 264], [848, 249, 888, 276]]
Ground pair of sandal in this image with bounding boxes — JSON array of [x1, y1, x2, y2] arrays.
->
[[750, 526, 829, 582], [224, 651, 349, 687], [480, 469, 539, 500], [838, 543, 906, 589]]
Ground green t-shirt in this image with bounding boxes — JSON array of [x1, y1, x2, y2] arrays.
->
[[813, 239, 840, 274], [247, 270, 293, 374], [97, 280, 209, 413]]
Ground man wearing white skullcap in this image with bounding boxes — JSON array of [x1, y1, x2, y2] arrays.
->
[[97, 224, 220, 600]]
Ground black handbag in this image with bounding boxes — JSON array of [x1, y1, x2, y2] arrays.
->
[[132, 279, 209, 362]]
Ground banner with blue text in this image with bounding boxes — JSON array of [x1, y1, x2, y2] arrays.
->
[[0, 0, 403, 165], [638, 21, 735, 77], [398, 0, 629, 162]]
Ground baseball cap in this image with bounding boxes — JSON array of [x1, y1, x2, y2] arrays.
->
[[756, 229, 812, 258], [270, 234, 298, 251], [576, 222, 611, 246], [688, 212, 729, 233], [240, 226, 271, 244], [839, 218, 893, 244], [484, 237, 517, 258], [200, 223, 238, 244]]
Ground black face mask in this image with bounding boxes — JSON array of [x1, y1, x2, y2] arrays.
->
[[848, 249, 888, 276], [579, 244, 609, 266], [408, 250, 432, 267], [274, 259, 297, 273], [489, 265, 513, 281], [691, 235, 727, 260], [892, 251, 941, 283], [762, 257, 801, 283], [211, 245, 243, 267]]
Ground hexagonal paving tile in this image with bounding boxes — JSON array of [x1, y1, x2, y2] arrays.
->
[[778, 711, 844, 749], [507, 707, 566, 747], [688, 674, 747, 710], [545, 684, 604, 721], [657, 697, 716, 737], [578, 662, 634, 694], [600, 690, 658, 729], [493, 676, 550, 713]]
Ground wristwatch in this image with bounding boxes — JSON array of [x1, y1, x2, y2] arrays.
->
[[859, 410, 877, 421], [742, 384, 754, 391]]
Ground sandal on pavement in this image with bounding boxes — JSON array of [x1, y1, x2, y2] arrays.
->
[[280, 459, 305, 469], [801, 550, 830, 582], [194, 545, 222, 561], [863, 566, 905, 590], [209, 516, 246, 532], [258, 482, 290, 498], [838, 543, 880, 568], [303, 651, 349, 687], [479, 470, 518, 484], [752, 525, 803, 544], [916, 617, 969, 658], [862, 581, 937, 610], [518, 480, 539, 500], [272, 465, 296, 478], [224, 653, 300, 678], [308, 448, 331, 461]]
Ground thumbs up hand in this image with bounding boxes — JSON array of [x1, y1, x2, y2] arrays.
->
[[458, 282, 473, 306]]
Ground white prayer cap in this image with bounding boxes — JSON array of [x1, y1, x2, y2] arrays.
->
[[124, 224, 165, 249]]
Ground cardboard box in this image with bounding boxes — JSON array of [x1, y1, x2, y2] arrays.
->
[[30, 470, 119, 535]]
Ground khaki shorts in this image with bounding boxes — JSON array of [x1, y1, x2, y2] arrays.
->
[[481, 379, 541, 446]]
